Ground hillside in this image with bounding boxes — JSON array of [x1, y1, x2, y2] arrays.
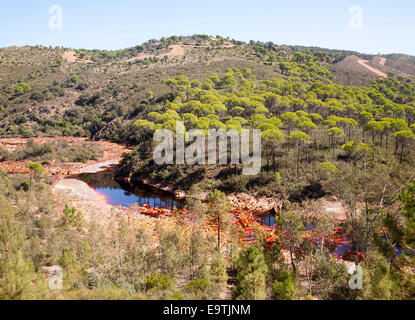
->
[[1, 35, 414, 139]]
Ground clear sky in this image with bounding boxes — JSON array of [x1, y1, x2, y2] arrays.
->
[[0, 0, 414, 55]]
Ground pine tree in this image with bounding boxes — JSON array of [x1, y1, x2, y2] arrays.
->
[[209, 249, 228, 299], [233, 245, 268, 300], [207, 190, 231, 251], [272, 269, 296, 300], [0, 204, 48, 299], [382, 182, 415, 298]]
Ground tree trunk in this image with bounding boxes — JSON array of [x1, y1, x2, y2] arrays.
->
[[400, 141, 405, 164], [395, 138, 399, 156], [217, 216, 221, 251], [266, 147, 270, 170], [290, 249, 296, 273], [272, 147, 276, 172]]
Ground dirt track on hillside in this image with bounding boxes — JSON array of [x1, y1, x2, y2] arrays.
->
[[373, 56, 387, 66], [357, 59, 387, 78], [122, 44, 186, 63]]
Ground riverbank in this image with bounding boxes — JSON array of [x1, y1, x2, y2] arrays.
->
[[54, 178, 113, 210], [53, 160, 124, 219], [0, 137, 130, 183], [116, 173, 347, 219], [1, 137, 347, 220]]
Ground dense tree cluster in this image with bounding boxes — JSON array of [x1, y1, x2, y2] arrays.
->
[[117, 68, 415, 198]]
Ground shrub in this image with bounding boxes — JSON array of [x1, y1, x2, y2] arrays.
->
[[61, 205, 84, 229], [272, 270, 296, 300], [145, 273, 174, 292], [233, 245, 268, 300], [185, 278, 211, 299], [70, 74, 79, 84]]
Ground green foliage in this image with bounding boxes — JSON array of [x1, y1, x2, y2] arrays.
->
[[70, 75, 79, 84], [327, 127, 344, 138], [298, 120, 317, 132], [359, 251, 395, 300], [0, 251, 49, 299], [317, 162, 338, 172], [341, 140, 372, 165], [133, 119, 156, 131], [316, 162, 338, 179], [261, 129, 284, 143], [400, 183, 415, 248], [311, 252, 351, 299], [233, 245, 268, 300], [26, 162, 45, 177], [288, 131, 311, 143], [382, 182, 415, 298], [393, 129, 415, 140], [209, 249, 228, 299], [281, 112, 300, 133], [185, 278, 211, 299], [61, 205, 84, 229], [59, 247, 84, 290], [14, 82, 31, 96], [207, 190, 231, 250], [0, 203, 49, 299], [272, 270, 296, 300], [145, 273, 175, 292], [275, 211, 305, 273]]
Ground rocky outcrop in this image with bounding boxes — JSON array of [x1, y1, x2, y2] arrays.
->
[[227, 192, 283, 214], [174, 189, 186, 200]]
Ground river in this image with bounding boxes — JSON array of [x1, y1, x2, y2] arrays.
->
[[73, 170, 184, 209], [71, 170, 361, 260], [72, 170, 276, 227]]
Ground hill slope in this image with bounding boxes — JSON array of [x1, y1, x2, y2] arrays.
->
[[0, 35, 414, 139]]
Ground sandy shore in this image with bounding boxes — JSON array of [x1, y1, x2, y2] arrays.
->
[[54, 178, 112, 209], [53, 159, 120, 215]]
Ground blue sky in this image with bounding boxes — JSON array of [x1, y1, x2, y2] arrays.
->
[[0, 0, 414, 55]]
